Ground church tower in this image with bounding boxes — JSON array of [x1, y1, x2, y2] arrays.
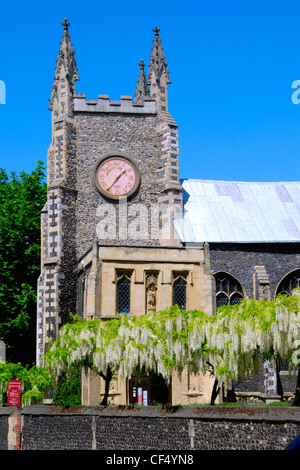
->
[[37, 20, 215, 405]]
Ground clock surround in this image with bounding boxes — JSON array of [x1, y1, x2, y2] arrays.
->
[[92, 153, 141, 200]]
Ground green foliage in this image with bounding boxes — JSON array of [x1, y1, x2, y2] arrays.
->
[[0, 362, 53, 407], [0, 162, 47, 363], [52, 366, 81, 406]]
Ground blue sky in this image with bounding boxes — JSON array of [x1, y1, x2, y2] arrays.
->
[[0, 0, 300, 182]]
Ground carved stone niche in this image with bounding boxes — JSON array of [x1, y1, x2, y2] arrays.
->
[[254, 266, 270, 301], [146, 273, 158, 314]]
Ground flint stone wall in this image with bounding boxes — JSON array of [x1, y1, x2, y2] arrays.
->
[[209, 243, 300, 298], [74, 113, 163, 257], [0, 408, 10, 450], [20, 405, 300, 451]]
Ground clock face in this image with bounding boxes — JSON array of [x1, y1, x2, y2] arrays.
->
[[93, 155, 141, 199]]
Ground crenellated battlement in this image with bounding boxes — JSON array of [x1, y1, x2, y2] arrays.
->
[[74, 94, 157, 114]]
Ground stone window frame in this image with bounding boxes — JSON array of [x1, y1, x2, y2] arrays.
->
[[275, 268, 300, 374], [213, 271, 244, 310], [172, 271, 188, 310], [275, 268, 300, 296], [116, 270, 133, 315], [77, 263, 91, 318]]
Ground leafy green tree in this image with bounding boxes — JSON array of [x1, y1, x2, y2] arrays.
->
[[0, 362, 53, 407], [0, 162, 46, 363], [52, 366, 81, 406]]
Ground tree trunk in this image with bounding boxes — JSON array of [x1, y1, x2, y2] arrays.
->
[[99, 366, 113, 406], [225, 387, 237, 403], [292, 365, 300, 406], [210, 378, 221, 405], [206, 361, 221, 405], [275, 359, 284, 401]]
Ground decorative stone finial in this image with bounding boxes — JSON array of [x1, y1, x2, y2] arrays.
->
[[147, 27, 171, 111], [49, 18, 79, 112], [62, 18, 70, 31], [148, 27, 170, 84], [139, 59, 146, 69], [134, 59, 150, 103]]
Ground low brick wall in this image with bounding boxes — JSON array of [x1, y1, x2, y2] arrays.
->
[[19, 405, 300, 451]]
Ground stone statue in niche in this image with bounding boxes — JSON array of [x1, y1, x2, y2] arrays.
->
[[146, 273, 158, 314]]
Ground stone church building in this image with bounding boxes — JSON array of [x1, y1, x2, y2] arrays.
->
[[37, 19, 300, 405]]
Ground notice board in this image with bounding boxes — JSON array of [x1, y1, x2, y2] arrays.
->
[[7, 380, 21, 407]]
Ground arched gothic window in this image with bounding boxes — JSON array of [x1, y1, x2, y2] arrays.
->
[[276, 269, 300, 296], [173, 274, 187, 310], [214, 272, 244, 308], [116, 272, 131, 314], [275, 269, 300, 374]]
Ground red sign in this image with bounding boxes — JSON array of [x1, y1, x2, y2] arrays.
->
[[7, 380, 21, 407], [137, 387, 143, 404]]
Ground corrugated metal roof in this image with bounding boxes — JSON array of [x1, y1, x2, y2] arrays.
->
[[173, 179, 300, 243]]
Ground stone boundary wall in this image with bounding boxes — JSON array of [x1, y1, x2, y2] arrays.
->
[[6, 405, 298, 451], [0, 408, 10, 450], [0, 407, 21, 450]]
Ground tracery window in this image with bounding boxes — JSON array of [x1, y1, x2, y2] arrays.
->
[[275, 270, 300, 374], [173, 274, 187, 310], [276, 269, 300, 296], [116, 272, 132, 314], [214, 272, 243, 308]]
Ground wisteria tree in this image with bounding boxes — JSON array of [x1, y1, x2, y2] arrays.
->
[[204, 292, 300, 404], [45, 309, 210, 405], [45, 291, 300, 406]]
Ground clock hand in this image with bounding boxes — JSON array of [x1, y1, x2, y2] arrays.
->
[[106, 169, 126, 191]]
